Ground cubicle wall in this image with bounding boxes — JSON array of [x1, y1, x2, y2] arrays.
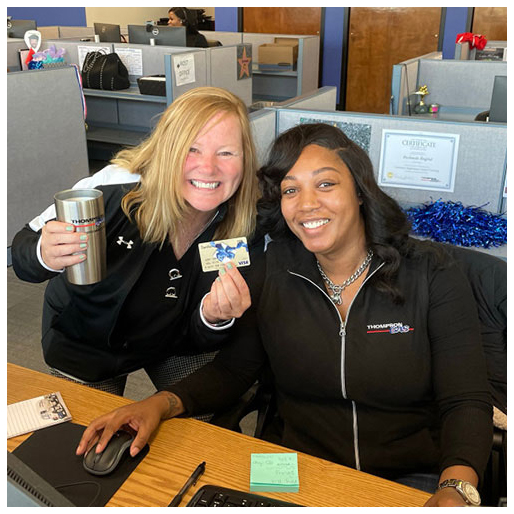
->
[[390, 52, 441, 115], [206, 45, 252, 106], [199, 30, 243, 46], [58, 25, 95, 38], [7, 66, 90, 247], [242, 33, 320, 100], [455, 40, 507, 60], [6, 38, 27, 71], [273, 108, 506, 214], [249, 109, 277, 167], [279, 86, 337, 112], [416, 59, 507, 112]]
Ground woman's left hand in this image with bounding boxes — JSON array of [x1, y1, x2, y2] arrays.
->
[[202, 263, 251, 323], [423, 488, 468, 507]]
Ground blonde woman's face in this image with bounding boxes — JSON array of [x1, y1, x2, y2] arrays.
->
[[182, 112, 244, 213]]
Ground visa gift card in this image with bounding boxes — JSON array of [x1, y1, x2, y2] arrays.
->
[[198, 237, 250, 272]]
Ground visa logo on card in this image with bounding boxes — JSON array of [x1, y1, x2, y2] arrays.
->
[[198, 237, 250, 272]]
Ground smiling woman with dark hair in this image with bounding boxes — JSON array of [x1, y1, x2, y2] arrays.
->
[[77, 123, 492, 507]]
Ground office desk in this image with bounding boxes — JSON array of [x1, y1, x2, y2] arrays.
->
[[7, 364, 431, 507]]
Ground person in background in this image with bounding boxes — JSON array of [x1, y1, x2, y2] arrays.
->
[[11, 86, 260, 397], [77, 123, 492, 507], [168, 7, 208, 48]]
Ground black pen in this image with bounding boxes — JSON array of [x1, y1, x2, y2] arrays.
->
[[168, 461, 206, 507]]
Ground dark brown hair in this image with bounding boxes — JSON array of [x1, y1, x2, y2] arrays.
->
[[257, 123, 442, 302]]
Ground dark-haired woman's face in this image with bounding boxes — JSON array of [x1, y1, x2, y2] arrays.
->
[[280, 144, 365, 259], [168, 12, 183, 26]]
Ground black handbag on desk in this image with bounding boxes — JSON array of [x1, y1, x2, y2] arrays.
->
[[81, 50, 130, 91]]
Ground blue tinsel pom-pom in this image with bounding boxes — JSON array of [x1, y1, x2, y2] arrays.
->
[[404, 200, 507, 248]]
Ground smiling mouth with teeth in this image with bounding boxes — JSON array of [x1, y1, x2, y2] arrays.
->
[[302, 219, 329, 229], [190, 179, 220, 190]]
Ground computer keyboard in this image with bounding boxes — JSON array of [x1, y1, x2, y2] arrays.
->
[[186, 485, 303, 507]]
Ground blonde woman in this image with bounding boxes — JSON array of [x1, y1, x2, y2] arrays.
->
[[11, 87, 261, 395]]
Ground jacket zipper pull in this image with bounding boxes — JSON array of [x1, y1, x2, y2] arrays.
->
[[339, 321, 346, 337]]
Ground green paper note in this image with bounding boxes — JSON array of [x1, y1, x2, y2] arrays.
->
[[250, 453, 299, 493]]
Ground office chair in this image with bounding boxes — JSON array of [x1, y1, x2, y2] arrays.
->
[[441, 244, 507, 506]]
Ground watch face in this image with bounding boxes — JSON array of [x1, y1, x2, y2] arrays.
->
[[462, 483, 481, 505]]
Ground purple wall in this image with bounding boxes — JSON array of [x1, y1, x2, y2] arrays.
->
[[7, 7, 87, 27]]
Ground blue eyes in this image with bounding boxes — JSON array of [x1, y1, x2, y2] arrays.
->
[[188, 148, 234, 157]]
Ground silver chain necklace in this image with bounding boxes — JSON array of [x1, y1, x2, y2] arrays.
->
[[316, 250, 373, 306]]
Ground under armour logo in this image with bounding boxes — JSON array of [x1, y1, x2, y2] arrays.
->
[[117, 236, 134, 249]]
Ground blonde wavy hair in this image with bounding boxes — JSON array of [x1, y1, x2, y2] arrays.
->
[[113, 87, 259, 246]]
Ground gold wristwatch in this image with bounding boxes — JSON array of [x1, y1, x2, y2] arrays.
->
[[437, 479, 481, 506]]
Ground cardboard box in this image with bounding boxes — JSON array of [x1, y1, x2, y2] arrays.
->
[[258, 38, 299, 70]]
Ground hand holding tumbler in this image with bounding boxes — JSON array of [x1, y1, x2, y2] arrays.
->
[[54, 189, 106, 285]]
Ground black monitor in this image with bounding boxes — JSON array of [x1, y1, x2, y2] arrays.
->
[[488, 75, 507, 123], [7, 452, 75, 507], [7, 19, 37, 38], [94, 22, 121, 43], [127, 24, 186, 46]]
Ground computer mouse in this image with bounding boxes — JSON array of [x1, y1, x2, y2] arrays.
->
[[83, 430, 135, 476]]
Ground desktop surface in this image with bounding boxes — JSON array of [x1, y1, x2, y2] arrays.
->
[[7, 364, 431, 507]]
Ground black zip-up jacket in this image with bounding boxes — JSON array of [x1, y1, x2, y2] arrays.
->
[[11, 169, 239, 382], [169, 237, 493, 481]]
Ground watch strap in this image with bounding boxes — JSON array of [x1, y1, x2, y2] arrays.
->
[[437, 479, 481, 506]]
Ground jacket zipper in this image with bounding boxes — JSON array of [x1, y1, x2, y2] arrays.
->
[[288, 261, 384, 471]]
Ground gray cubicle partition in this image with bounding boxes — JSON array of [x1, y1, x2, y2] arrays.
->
[[390, 52, 441, 115], [7, 38, 28, 72], [273, 109, 506, 214], [207, 45, 252, 106], [280, 86, 337, 112], [164, 50, 209, 102], [242, 33, 320, 101], [249, 108, 277, 167], [7, 66, 90, 247], [455, 40, 507, 60], [199, 30, 243, 46], [38, 26, 60, 39], [58, 26, 95, 38], [416, 59, 507, 111]]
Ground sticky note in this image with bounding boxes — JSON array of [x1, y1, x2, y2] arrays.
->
[[250, 453, 299, 493]]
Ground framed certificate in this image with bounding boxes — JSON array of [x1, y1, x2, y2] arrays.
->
[[378, 129, 459, 192]]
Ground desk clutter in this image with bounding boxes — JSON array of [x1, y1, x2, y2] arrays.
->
[[7, 392, 72, 438], [137, 74, 167, 96]]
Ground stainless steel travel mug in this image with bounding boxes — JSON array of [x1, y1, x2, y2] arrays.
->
[[54, 188, 106, 285]]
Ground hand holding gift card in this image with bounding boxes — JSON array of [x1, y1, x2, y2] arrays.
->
[[199, 237, 252, 324]]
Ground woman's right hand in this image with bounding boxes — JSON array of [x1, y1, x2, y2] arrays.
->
[[76, 391, 184, 458], [202, 263, 252, 324], [40, 221, 88, 270]]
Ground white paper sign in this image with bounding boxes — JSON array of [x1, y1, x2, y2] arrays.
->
[[173, 53, 196, 87], [114, 47, 143, 76], [378, 129, 459, 192], [77, 45, 111, 70]]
